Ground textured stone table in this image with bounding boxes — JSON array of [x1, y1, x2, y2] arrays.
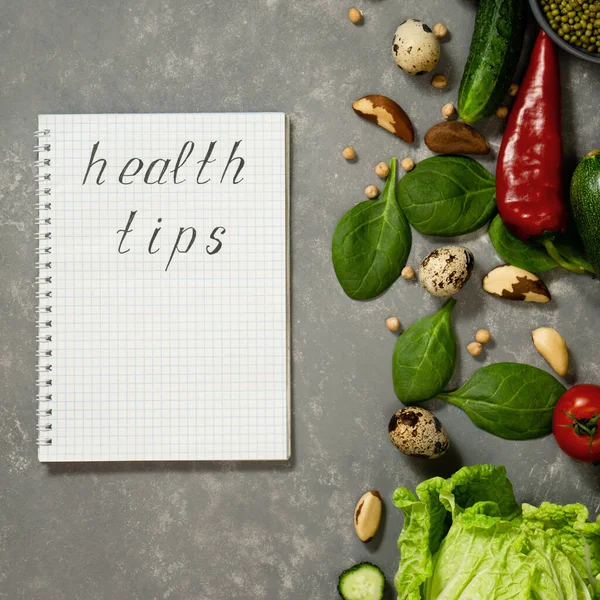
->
[[2, 1, 600, 598]]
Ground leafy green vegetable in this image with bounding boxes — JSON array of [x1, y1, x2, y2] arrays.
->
[[394, 464, 600, 600], [392, 299, 456, 404], [488, 215, 596, 275], [332, 157, 411, 300], [438, 362, 566, 440], [488, 214, 558, 272], [397, 155, 496, 236]]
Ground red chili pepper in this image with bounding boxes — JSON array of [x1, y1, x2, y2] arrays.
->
[[496, 30, 576, 269]]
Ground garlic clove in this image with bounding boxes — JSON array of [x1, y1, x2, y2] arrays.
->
[[532, 327, 569, 377]]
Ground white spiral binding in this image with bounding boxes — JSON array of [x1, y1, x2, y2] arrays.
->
[[35, 128, 53, 447]]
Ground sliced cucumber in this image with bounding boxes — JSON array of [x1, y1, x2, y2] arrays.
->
[[337, 562, 385, 600]]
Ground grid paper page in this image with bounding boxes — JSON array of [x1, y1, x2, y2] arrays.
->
[[37, 113, 289, 462]]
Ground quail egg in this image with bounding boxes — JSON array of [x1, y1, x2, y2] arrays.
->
[[388, 407, 449, 459], [393, 19, 440, 75], [419, 246, 474, 297]]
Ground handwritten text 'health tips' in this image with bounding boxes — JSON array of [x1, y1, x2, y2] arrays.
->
[[81, 141, 246, 271]]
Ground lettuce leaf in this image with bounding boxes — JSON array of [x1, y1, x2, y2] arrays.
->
[[394, 465, 600, 600]]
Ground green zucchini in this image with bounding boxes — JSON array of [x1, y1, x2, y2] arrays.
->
[[458, 0, 525, 124], [338, 563, 385, 600], [570, 150, 600, 276]]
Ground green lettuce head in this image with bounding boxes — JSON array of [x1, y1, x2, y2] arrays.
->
[[394, 464, 600, 599]]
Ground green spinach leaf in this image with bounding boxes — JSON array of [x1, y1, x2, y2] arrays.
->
[[438, 363, 566, 440], [488, 214, 558, 272], [392, 299, 456, 404], [397, 155, 496, 236], [488, 216, 596, 275], [332, 157, 411, 300]]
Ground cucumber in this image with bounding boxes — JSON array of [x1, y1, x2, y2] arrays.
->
[[570, 150, 600, 276], [337, 562, 385, 600], [458, 0, 525, 124]]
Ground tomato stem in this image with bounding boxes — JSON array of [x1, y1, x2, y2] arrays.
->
[[560, 410, 600, 454]]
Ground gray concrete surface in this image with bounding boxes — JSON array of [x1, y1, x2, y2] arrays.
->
[[2, 1, 600, 598]]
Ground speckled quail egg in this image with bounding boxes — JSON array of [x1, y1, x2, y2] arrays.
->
[[388, 407, 449, 459], [393, 19, 440, 75], [419, 246, 474, 297]]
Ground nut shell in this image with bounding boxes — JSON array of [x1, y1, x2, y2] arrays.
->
[[482, 265, 551, 303], [419, 246, 474, 297], [424, 121, 490, 155], [353, 95, 415, 143], [393, 19, 440, 75], [354, 491, 383, 542], [388, 406, 449, 459]]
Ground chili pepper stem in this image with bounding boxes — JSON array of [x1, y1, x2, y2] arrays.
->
[[542, 238, 593, 275], [577, 257, 597, 276]]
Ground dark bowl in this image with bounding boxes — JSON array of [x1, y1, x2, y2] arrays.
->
[[529, 0, 600, 64]]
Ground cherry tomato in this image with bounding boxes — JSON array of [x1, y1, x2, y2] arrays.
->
[[553, 384, 600, 462]]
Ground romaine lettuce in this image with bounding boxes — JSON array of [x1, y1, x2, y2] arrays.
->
[[394, 464, 600, 600]]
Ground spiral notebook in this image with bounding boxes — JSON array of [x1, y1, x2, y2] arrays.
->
[[36, 113, 290, 462]]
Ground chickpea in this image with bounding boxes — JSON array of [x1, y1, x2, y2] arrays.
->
[[386, 316, 401, 333], [375, 162, 390, 178], [342, 146, 357, 161], [441, 103, 456, 120], [475, 329, 492, 344], [432, 74, 448, 89], [401, 157, 415, 172], [496, 105, 509, 119], [433, 23, 448, 39], [401, 265, 415, 280], [348, 7, 363, 24], [365, 185, 379, 199], [467, 342, 483, 357]]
